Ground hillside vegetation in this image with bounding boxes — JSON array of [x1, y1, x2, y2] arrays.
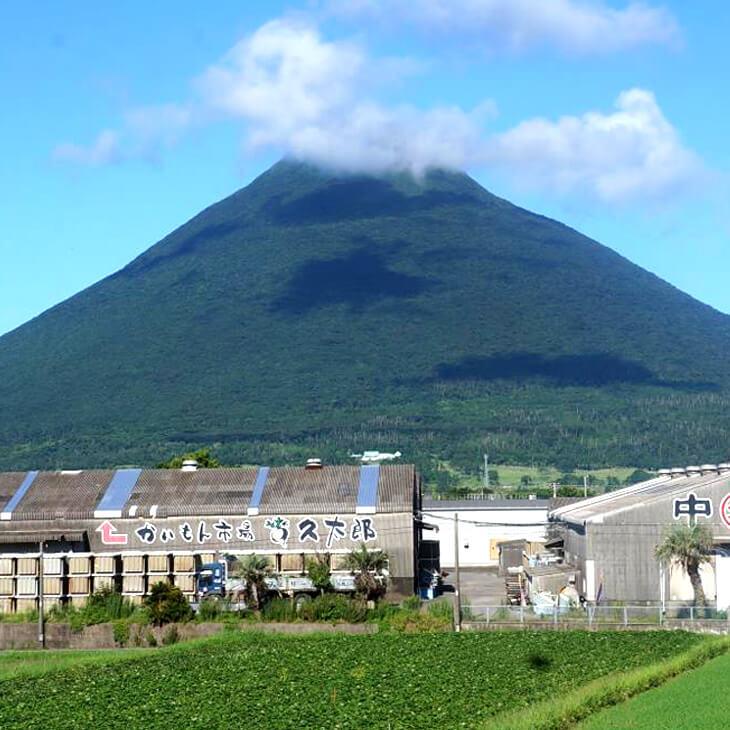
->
[[1, 160, 730, 472]]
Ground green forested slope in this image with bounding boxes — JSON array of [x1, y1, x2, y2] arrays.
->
[[1, 160, 729, 472]]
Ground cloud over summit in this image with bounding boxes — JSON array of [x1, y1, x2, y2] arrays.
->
[[52, 12, 703, 205]]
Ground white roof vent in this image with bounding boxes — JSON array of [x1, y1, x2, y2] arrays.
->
[[305, 458, 323, 470], [657, 468, 672, 476], [181, 459, 198, 472], [700, 464, 718, 474], [686, 465, 702, 476], [719, 463, 730, 473], [670, 468, 686, 478]]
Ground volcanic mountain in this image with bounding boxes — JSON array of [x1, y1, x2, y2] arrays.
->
[[2, 160, 729, 472]]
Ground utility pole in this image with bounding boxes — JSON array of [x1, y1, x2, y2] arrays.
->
[[38, 540, 45, 649], [454, 512, 462, 632]]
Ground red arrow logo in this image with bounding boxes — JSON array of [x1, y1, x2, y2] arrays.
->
[[96, 520, 128, 545]]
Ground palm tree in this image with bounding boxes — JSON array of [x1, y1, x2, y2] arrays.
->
[[233, 554, 272, 610], [655, 524, 714, 607], [344, 544, 389, 601]]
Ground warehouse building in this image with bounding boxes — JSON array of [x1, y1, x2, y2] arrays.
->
[[0, 463, 420, 613], [550, 465, 730, 608], [421, 497, 548, 567]]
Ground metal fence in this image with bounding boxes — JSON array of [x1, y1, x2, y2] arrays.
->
[[463, 604, 730, 629]]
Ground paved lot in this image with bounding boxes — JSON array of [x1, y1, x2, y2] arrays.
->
[[441, 566, 505, 608]]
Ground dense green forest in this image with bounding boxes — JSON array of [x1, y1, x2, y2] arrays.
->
[[1, 160, 729, 475]]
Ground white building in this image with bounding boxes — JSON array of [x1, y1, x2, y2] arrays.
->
[[421, 498, 549, 567]]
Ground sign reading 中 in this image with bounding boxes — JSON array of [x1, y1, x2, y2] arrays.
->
[[672, 492, 712, 524]]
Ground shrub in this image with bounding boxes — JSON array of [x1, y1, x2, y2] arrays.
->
[[145, 629, 157, 647], [300, 594, 368, 623], [143, 582, 193, 627], [306, 554, 332, 594], [197, 598, 222, 622], [113, 620, 130, 647], [401, 595, 421, 611], [262, 598, 297, 623], [162, 625, 180, 646]]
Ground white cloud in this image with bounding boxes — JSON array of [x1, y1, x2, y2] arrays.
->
[[53, 19, 704, 205], [484, 89, 706, 203], [53, 129, 122, 166], [328, 0, 680, 54]]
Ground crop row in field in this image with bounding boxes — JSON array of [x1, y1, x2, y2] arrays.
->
[[0, 630, 703, 729]]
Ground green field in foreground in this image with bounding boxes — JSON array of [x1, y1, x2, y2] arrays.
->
[[579, 651, 730, 730], [0, 648, 150, 681], [0, 631, 702, 729]]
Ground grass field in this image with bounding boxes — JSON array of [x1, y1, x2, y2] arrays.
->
[[431, 462, 642, 494], [0, 648, 150, 681], [0, 631, 702, 729], [579, 651, 730, 730]]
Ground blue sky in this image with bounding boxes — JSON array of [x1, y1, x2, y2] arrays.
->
[[1, 1, 728, 336]]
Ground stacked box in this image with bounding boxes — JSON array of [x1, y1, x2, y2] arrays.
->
[[123, 575, 145, 594], [68, 576, 91, 595], [42, 577, 63, 596], [126, 594, 143, 606], [93, 575, 115, 592], [174, 574, 196, 593], [68, 595, 87, 608], [42, 597, 64, 612], [198, 552, 216, 564], [0, 597, 13, 614], [68, 555, 91, 575], [16, 576, 38, 596], [42, 556, 64, 576], [122, 554, 144, 573], [15, 597, 37, 612], [173, 554, 195, 573], [147, 553, 170, 574], [280, 553, 303, 572], [0, 577, 14, 596], [17, 557, 38, 575], [0, 557, 13, 575], [94, 555, 117, 574]]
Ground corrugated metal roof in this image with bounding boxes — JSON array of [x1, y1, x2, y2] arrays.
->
[[550, 471, 729, 524], [127, 468, 259, 517], [0, 464, 416, 521], [258, 465, 361, 515], [0, 473, 27, 509], [378, 464, 416, 512], [12, 470, 115, 520]]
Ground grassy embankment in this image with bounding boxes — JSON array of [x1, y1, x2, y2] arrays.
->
[[486, 635, 730, 730], [579, 650, 730, 730], [0, 630, 702, 729]]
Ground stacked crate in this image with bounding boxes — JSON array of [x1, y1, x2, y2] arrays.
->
[[15, 555, 39, 612], [280, 552, 304, 573], [67, 554, 92, 608], [42, 555, 65, 611], [147, 552, 172, 592], [92, 554, 119, 593], [172, 553, 196, 598], [122, 553, 146, 603], [0, 556, 14, 613]]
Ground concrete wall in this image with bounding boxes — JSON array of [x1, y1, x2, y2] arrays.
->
[[0, 621, 378, 650], [425, 507, 547, 567]]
